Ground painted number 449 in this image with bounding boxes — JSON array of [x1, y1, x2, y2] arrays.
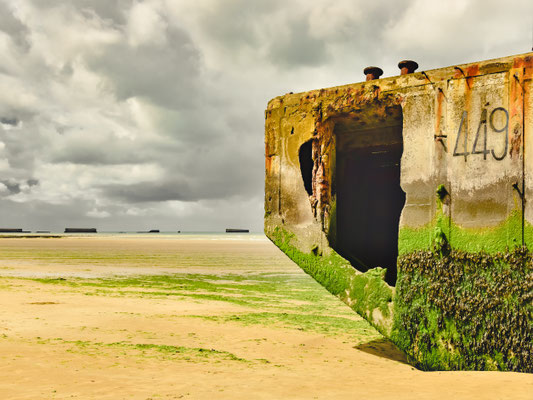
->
[[453, 107, 509, 161]]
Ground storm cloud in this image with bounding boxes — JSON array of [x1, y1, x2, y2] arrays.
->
[[0, 0, 531, 231]]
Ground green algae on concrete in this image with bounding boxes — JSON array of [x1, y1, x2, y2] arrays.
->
[[399, 184, 523, 256], [268, 227, 394, 336], [392, 245, 532, 372], [399, 210, 524, 256]]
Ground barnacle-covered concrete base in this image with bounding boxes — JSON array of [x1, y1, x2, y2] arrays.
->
[[264, 53, 533, 372]]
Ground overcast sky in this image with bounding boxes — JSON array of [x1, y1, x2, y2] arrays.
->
[[0, 0, 531, 232]]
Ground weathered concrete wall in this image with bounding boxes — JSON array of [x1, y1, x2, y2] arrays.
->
[[265, 52, 532, 372]]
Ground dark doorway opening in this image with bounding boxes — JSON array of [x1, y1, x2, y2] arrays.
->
[[333, 109, 405, 286], [299, 139, 314, 196]]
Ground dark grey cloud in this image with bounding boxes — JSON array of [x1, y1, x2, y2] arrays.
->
[[267, 17, 329, 67], [1, 115, 44, 173], [0, 117, 19, 126], [0, 1, 30, 51], [27, 0, 131, 25], [87, 26, 203, 109], [0, 178, 38, 198], [197, 0, 282, 49], [0, 180, 20, 194], [102, 180, 196, 203], [48, 133, 150, 165], [102, 162, 261, 204]]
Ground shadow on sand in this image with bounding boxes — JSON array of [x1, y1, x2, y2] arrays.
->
[[355, 338, 409, 365]]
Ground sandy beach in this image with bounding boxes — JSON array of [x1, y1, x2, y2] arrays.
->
[[0, 235, 531, 399]]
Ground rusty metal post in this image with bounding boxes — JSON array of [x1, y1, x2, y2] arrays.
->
[[364, 66, 383, 81], [398, 60, 418, 75]]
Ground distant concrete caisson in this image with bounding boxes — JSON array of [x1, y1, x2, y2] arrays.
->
[[64, 228, 97, 233]]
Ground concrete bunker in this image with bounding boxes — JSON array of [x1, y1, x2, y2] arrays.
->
[[266, 53, 533, 372], [332, 107, 405, 286]]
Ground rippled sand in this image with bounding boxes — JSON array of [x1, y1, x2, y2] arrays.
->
[[0, 235, 531, 399]]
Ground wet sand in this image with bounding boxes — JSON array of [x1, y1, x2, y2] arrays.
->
[[0, 236, 531, 399]]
